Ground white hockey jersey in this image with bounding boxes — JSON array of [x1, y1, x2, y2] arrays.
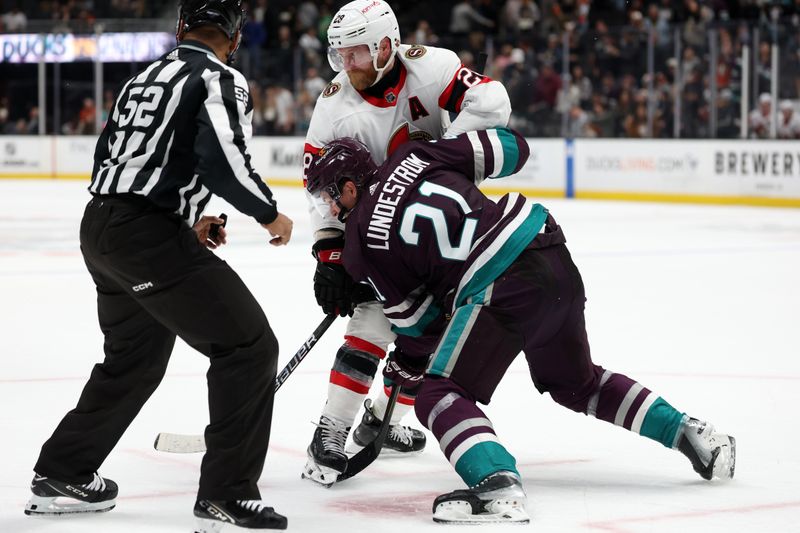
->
[[303, 43, 512, 236]]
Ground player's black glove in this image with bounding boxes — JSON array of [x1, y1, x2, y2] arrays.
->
[[383, 349, 426, 389], [312, 235, 353, 317]]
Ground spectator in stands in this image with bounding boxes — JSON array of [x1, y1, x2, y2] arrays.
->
[[262, 86, 279, 135], [534, 63, 562, 109], [756, 42, 773, 98], [491, 43, 514, 77], [298, 26, 323, 67], [100, 90, 114, 128], [501, 0, 540, 39], [295, 88, 314, 133], [411, 20, 439, 46], [242, 2, 267, 79], [2, 4, 27, 32], [24, 106, 39, 135], [749, 93, 772, 138], [567, 103, 593, 138], [570, 64, 592, 108], [272, 24, 295, 85], [716, 88, 739, 139], [76, 98, 96, 135], [296, 1, 319, 33], [777, 100, 800, 139], [249, 81, 267, 135], [0, 97, 9, 133], [450, 0, 494, 47], [589, 95, 615, 137], [269, 85, 295, 135], [302, 66, 326, 100], [624, 101, 649, 138]]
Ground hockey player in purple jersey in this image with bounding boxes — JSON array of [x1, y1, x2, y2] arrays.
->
[[305, 128, 736, 524]]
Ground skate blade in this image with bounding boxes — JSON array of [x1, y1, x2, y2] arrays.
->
[[24, 495, 116, 516], [346, 442, 425, 458], [433, 501, 529, 524], [194, 517, 226, 533], [301, 459, 341, 487], [713, 435, 736, 480]]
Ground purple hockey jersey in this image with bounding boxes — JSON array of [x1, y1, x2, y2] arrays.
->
[[343, 128, 549, 357]]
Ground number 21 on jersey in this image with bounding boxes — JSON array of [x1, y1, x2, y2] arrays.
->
[[399, 182, 477, 261]]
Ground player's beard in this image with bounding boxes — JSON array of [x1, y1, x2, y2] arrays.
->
[[347, 67, 378, 91]]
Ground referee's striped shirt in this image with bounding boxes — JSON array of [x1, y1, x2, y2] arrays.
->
[[89, 40, 277, 225]]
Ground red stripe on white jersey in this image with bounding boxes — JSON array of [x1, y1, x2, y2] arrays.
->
[[330, 370, 371, 394], [344, 335, 386, 358]]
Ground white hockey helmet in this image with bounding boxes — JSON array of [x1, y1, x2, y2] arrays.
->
[[326, 0, 401, 79]]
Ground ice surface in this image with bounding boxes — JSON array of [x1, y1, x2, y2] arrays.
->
[[1, 180, 799, 533]]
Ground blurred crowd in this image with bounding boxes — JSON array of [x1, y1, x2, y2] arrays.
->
[[2, 0, 800, 139]]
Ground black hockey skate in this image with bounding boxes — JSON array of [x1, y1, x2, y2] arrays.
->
[[301, 415, 350, 486], [351, 399, 426, 455], [676, 416, 736, 481], [432, 471, 529, 524], [24, 472, 118, 516], [194, 499, 287, 531]]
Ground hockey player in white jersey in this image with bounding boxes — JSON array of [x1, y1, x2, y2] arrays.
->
[[301, 0, 511, 486]]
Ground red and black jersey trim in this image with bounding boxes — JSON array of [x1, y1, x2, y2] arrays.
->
[[357, 62, 408, 108], [438, 66, 492, 113]]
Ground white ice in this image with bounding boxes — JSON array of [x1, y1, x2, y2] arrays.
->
[[1, 180, 799, 533]]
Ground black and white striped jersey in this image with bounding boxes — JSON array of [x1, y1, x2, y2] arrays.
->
[[89, 39, 277, 225]]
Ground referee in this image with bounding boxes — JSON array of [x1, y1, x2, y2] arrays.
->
[[26, 1, 290, 529]]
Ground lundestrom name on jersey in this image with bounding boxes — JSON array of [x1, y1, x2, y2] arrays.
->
[[366, 153, 430, 250]]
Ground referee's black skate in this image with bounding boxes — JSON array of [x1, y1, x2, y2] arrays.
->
[[194, 499, 287, 531], [351, 399, 426, 455], [301, 415, 350, 486], [24, 472, 117, 516], [432, 471, 529, 524]]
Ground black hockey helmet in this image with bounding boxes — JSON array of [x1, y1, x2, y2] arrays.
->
[[306, 138, 377, 221], [176, 0, 244, 42]]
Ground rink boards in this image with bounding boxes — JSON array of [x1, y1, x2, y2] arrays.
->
[[1, 135, 798, 207]]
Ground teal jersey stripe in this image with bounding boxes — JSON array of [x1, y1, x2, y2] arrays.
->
[[639, 397, 686, 448], [428, 303, 479, 376], [495, 128, 520, 178], [390, 302, 442, 338], [456, 203, 548, 308], [454, 441, 519, 487]]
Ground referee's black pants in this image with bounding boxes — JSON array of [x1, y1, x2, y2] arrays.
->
[[34, 195, 279, 501]]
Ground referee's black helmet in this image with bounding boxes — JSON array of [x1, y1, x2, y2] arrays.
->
[[177, 0, 244, 41]]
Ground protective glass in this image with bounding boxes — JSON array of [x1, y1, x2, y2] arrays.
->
[[327, 45, 374, 72]]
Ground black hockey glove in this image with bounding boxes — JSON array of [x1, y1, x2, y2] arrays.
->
[[312, 235, 353, 317], [383, 349, 426, 389]]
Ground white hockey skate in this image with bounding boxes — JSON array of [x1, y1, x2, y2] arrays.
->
[[432, 471, 529, 524], [301, 415, 350, 487], [676, 416, 736, 481], [24, 472, 117, 516], [193, 499, 287, 531]]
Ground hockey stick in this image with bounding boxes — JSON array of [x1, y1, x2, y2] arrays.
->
[[336, 383, 401, 482], [153, 313, 337, 453]]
